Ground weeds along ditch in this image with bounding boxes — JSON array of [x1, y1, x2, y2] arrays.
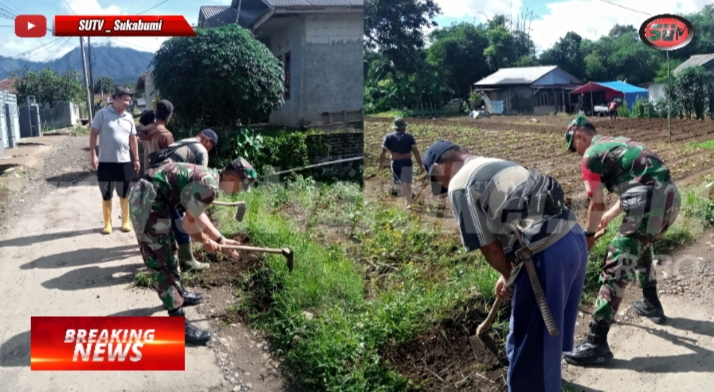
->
[[125, 172, 714, 391]]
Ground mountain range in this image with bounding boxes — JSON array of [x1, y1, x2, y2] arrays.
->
[[0, 44, 155, 85]]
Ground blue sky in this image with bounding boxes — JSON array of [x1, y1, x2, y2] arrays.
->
[[0, 0, 710, 61], [0, 0, 222, 60]]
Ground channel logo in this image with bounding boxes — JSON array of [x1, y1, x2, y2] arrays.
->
[[15, 15, 47, 38]]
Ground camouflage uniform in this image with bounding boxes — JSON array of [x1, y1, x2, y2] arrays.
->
[[129, 162, 219, 310], [582, 135, 681, 323]]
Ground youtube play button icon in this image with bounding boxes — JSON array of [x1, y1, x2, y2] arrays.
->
[[15, 15, 47, 38]]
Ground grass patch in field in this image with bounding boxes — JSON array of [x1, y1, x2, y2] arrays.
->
[[689, 139, 714, 150]]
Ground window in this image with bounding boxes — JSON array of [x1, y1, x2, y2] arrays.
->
[[539, 92, 548, 106]]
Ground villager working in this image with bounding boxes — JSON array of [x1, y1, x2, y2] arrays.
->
[[422, 140, 587, 392], [89, 86, 141, 234], [562, 115, 681, 366], [145, 128, 221, 272], [128, 158, 257, 345], [378, 118, 424, 209]]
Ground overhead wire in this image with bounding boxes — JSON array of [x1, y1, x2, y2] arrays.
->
[[598, 0, 652, 17], [42, 37, 73, 63], [12, 37, 64, 59]]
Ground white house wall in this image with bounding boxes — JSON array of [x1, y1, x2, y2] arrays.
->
[[268, 16, 304, 128], [300, 13, 363, 126], [532, 69, 576, 86], [648, 82, 665, 102]]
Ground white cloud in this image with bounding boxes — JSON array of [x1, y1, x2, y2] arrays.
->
[[434, 0, 709, 53]]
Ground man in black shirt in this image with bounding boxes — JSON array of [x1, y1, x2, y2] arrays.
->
[[378, 118, 424, 209]]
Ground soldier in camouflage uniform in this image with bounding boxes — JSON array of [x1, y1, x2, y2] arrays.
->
[[561, 116, 681, 365], [129, 158, 256, 345]]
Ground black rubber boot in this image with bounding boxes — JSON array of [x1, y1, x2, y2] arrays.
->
[[563, 320, 614, 366], [632, 286, 666, 324], [168, 307, 212, 345], [182, 290, 204, 307]]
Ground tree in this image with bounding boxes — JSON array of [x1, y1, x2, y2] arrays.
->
[[668, 66, 714, 119], [426, 23, 490, 98], [150, 24, 284, 128], [539, 32, 586, 80], [94, 77, 116, 94], [483, 15, 535, 71], [12, 67, 84, 108], [364, 0, 441, 72]]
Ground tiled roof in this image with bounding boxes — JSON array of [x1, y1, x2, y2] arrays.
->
[[673, 53, 714, 76], [0, 78, 15, 93]]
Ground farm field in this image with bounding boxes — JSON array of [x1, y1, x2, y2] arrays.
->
[[365, 115, 714, 221]]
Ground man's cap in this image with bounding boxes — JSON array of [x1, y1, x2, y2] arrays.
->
[[423, 140, 459, 196], [564, 115, 593, 152], [112, 86, 134, 98], [156, 99, 174, 114], [200, 128, 219, 147], [227, 157, 257, 192], [138, 110, 155, 126], [393, 117, 408, 130]]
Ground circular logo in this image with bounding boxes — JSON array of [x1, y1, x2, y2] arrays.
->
[[639, 14, 695, 51]]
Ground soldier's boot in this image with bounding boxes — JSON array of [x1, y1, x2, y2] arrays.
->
[[101, 200, 113, 235], [182, 290, 204, 307], [168, 307, 211, 345], [563, 319, 614, 366], [178, 243, 210, 272], [120, 197, 132, 232], [632, 285, 666, 324]]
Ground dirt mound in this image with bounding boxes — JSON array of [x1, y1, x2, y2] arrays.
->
[[381, 299, 511, 391]]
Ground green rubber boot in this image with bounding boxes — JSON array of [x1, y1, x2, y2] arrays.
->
[[178, 243, 210, 272]]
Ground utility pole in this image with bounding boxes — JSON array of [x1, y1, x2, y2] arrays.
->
[[235, 0, 242, 24], [79, 37, 93, 121], [666, 51, 672, 143], [88, 37, 95, 104]]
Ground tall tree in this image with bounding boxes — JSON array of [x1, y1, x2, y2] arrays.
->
[[364, 0, 441, 72], [12, 67, 84, 107], [427, 23, 490, 98], [539, 32, 586, 79]]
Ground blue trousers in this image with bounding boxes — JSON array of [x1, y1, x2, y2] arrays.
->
[[506, 225, 588, 392], [170, 207, 191, 245]]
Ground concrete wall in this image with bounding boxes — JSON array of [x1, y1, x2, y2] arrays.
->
[[300, 13, 363, 127], [648, 82, 665, 102], [38, 102, 80, 130], [305, 131, 363, 184], [268, 16, 304, 128]]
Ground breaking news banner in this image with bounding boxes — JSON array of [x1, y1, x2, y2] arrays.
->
[[53, 15, 196, 37], [30, 316, 185, 371]]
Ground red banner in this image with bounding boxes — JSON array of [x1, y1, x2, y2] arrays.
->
[[31, 316, 185, 371], [53, 15, 196, 37]]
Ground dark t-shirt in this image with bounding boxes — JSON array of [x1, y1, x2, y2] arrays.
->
[[382, 132, 416, 154]]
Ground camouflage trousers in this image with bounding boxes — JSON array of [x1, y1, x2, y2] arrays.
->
[[128, 178, 184, 311], [592, 182, 681, 323]]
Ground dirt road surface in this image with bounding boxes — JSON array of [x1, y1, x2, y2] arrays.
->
[[564, 233, 714, 392], [0, 134, 285, 392]]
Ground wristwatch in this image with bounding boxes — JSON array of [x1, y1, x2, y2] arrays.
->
[[216, 235, 224, 244], [583, 230, 595, 237]]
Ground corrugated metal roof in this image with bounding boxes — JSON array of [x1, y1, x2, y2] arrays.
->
[[673, 53, 714, 75], [200, 2, 269, 29], [474, 66, 558, 86], [264, 0, 362, 6]]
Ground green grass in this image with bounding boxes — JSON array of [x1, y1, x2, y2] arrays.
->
[[688, 138, 714, 150]]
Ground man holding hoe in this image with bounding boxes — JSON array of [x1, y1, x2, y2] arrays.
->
[[129, 157, 257, 345], [562, 115, 681, 365], [422, 140, 588, 392], [146, 128, 221, 272]]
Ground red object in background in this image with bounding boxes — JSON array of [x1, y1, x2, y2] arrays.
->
[[15, 15, 47, 38], [53, 15, 196, 37], [31, 316, 185, 371]]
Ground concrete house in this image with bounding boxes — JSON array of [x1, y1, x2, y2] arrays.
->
[[641, 81, 665, 102], [197, 0, 364, 128], [473, 65, 582, 115], [673, 53, 714, 76], [136, 72, 159, 110]]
